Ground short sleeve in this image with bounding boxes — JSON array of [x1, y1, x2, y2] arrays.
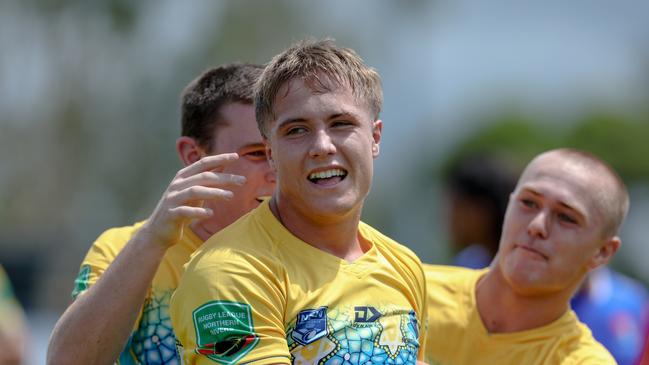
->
[[71, 226, 137, 299], [171, 247, 291, 365]]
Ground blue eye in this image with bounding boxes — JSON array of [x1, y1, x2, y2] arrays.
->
[[520, 199, 538, 209], [557, 213, 577, 224], [332, 120, 352, 127], [286, 126, 307, 135]]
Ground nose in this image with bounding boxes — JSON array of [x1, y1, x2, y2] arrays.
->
[[309, 129, 336, 158], [527, 210, 549, 239]]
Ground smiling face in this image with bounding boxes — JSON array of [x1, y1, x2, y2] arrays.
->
[[496, 151, 620, 296], [265, 78, 381, 223]]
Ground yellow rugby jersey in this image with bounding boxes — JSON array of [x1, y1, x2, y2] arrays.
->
[[423, 264, 617, 365], [73, 221, 202, 365], [171, 200, 427, 365]]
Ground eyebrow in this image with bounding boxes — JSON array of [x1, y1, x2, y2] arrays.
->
[[521, 188, 586, 220], [329, 111, 362, 121]]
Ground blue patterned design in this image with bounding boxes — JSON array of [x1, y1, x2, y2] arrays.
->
[[287, 307, 419, 365], [120, 290, 179, 365]]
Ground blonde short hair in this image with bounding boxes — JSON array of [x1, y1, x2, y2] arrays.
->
[[255, 38, 382, 138]]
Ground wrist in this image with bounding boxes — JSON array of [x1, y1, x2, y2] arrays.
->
[[132, 225, 174, 256]]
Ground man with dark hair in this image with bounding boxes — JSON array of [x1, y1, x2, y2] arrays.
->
[[171, 39, 427, 365], [425, 148, 626, 364], [444, 152, 519, 268], [47, 63, 276, 365]]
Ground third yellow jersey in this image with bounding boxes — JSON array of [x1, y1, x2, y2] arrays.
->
[[423, 264, 616, 365]]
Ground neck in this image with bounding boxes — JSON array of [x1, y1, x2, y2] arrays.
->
[[475, 267, 573, 333], [270, 195, 366, 262]]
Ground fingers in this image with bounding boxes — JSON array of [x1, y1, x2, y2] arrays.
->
[[176, 153, 239, 179], [142, 153, 243, 247], [171, 171, 246, 193], [168, 206, 214, 220], [168, 186, 236, 205]]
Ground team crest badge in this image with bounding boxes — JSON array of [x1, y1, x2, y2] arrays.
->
[[192, 301, 258, 364], [291, 307, 329, 345]]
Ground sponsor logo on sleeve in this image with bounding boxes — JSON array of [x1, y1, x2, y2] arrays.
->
[[192, 301, 258, 364]]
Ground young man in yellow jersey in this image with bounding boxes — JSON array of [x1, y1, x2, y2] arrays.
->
[[171, 39, 428, 365], [424, 148, 626, 364], [47, 64, 276, 365]]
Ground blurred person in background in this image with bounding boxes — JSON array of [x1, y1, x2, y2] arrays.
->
[[635, 324, 649, 365], [47, 63, 276, 365], [571, 265, 649, 364], [444, 152, 518, 269], [443, 150, 649, 365], [425, 148, 626, 364], [0, 264, 27, 365]]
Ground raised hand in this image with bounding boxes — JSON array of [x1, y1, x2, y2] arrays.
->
[[139, 153, 246, 250]]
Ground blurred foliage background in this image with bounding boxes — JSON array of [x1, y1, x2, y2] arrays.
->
[[1, 1, 648, 363]]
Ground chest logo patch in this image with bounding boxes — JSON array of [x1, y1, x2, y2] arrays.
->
[[292, 307, 329, 345]]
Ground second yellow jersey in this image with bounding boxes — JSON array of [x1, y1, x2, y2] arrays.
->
[[423, 264, 616, 365], [171, 200, 427, 364], [72, 221, 202, 365]]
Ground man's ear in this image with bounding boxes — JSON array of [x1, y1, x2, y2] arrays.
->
[[587, 236, 621, 270], [371, 120, 383, 158], [176, 136, 206, 166]]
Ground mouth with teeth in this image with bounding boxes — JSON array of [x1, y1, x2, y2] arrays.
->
[[308, 168, 348, 186]]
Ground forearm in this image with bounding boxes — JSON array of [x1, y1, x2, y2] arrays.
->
[[47, 231, 167, 365]]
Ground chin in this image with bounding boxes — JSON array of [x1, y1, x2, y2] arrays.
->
[[502, 259, 544, 293], [307, 198, 360, 218], [505, 268, 570, 297]]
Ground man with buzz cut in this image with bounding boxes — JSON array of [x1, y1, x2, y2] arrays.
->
[[170, 39, 428, 365], [48, 63, 276, 365], [424, 148, 625, 364]]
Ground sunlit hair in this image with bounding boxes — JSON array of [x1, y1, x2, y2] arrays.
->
[[528, 148, 630, 238], [254, 38, 382, 138], [181, 63, 263, 152]]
